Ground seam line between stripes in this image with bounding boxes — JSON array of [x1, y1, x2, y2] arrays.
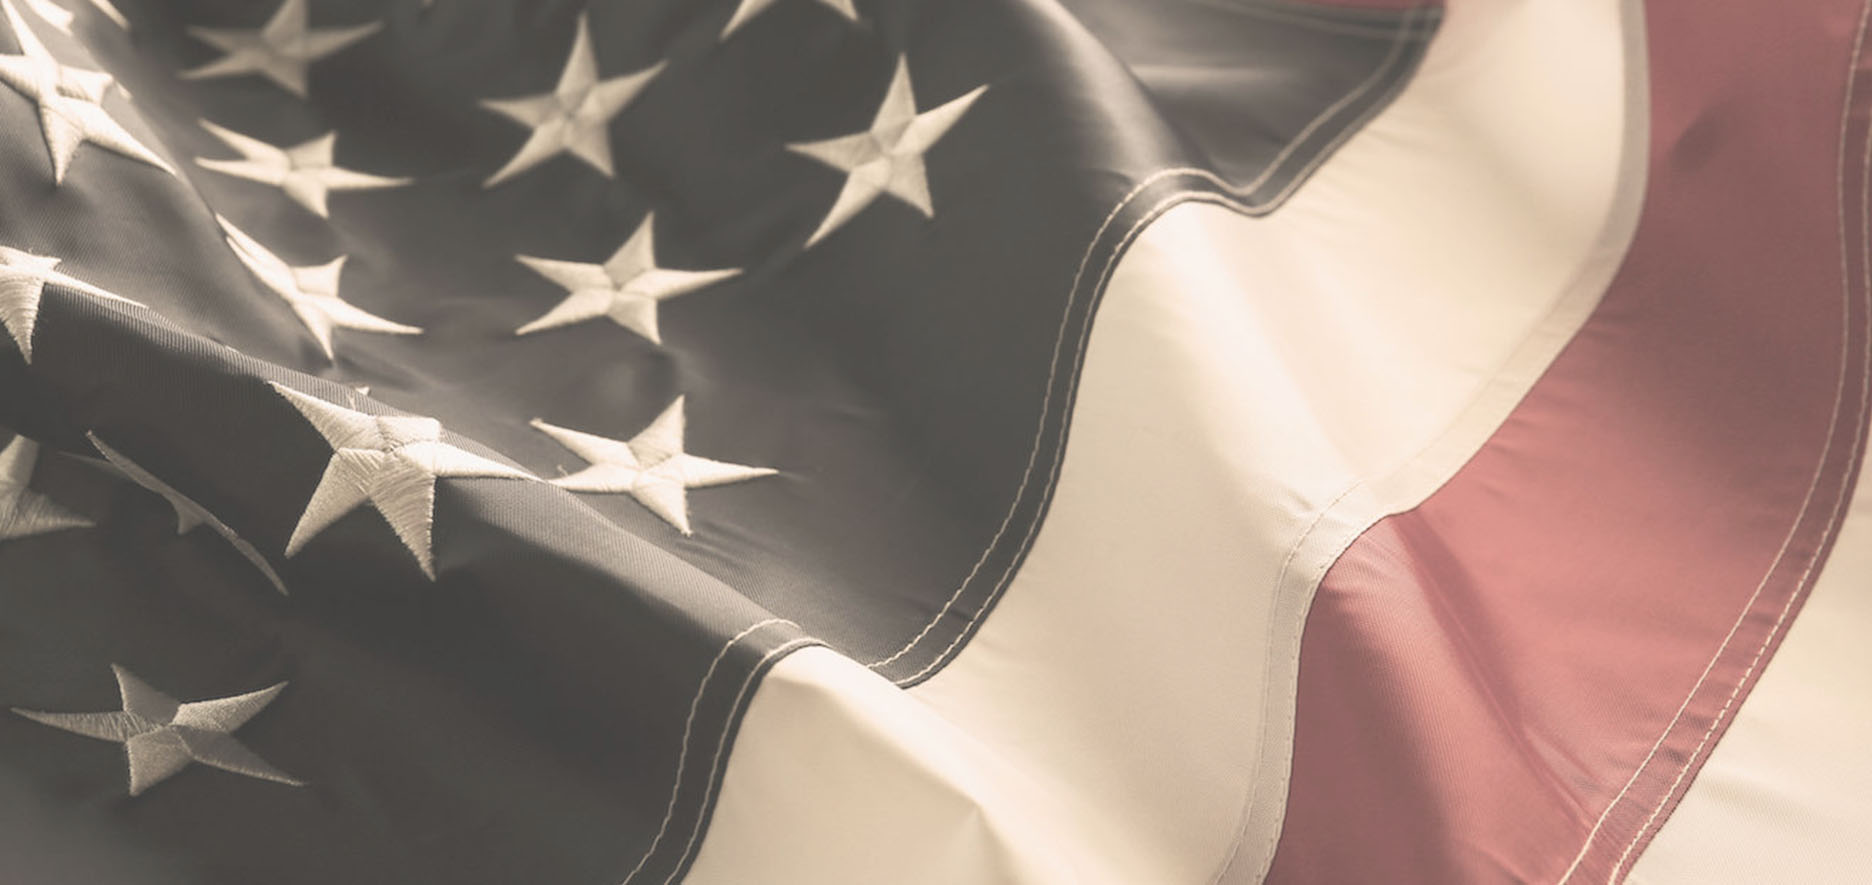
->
[[866, 4, 1428, 682], [1554, 2, 1872, 880]]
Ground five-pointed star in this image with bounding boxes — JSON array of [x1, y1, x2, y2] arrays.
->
[[219, 218, 421, 361], [14, 665, 301, 796], [181, 0, 381, 97], [515, 213, 740, 343], [719, 0, 858, 40], [532, 398, 774, 535], [788, 56, 986, 247], [0, 246, 143, 363], [0, 435, 92, 541], [272, 383, 533, 578], [0, 0, 172, 183], [199, 121, 410, 218], [478, 11, 663, 188]]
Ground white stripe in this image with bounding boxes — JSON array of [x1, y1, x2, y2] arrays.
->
[[688, 0, 1644, 880]]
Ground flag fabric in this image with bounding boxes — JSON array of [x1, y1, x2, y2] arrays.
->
[[0, 0, 1866, 883]]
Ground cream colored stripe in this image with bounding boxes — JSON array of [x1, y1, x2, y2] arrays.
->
[[687, 0, 1643, 880]]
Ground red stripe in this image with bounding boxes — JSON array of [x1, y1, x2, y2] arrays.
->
[[1269, 2, 1872, 882]]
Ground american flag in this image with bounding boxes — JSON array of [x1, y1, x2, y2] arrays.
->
[[0, 0, 1868, 882]]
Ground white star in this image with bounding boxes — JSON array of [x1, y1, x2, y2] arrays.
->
[[88, 433, 289, 594], [719, 0, 858, 40], [14, 665, 301, 796], [218, 218, 421, 361], [532, 398, 774, 535], [198, 122, 410, 218], [0, 0, 171, 183], [271, 383, 532, 578], [181, 0, 380, 97], [788, 56, 986, 247], [0, 246, 143, 363], [514, 213, 740, 343], [0, 435, 91, 541], [478, 12, 663, 188]]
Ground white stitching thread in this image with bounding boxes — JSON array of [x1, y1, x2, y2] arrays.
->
[[662, 636, 824, 884], [1602, 7, 1872, 880], [619, 617, 797, 885], [1555, 3, 1872, 881], [867, 5, 1429, 680]]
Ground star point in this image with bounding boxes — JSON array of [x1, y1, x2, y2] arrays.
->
[[18, 0, 72, 33], [271, 383, 532, 578], [219, 218, 421, 361], [479, 12, 662, 188], [181, 0, 381, 97], [14, 665, 300, 796], [788, 56, 986, 247], [533, 397, 774, 535], [719, 0, 859, 40], [0, 0, 172, 183], [0, 435, 92, 541], [0, 246, 143, 363], [198, 122, 410, 218], [514, 213, 740, 343]]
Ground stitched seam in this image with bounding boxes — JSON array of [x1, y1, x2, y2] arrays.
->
[[1603, 9, 1872, 881], [1554, 3, 1872, 880], [867, 4, 1425, 680], [619, 617, 796, 885], [661, 636, 823, 884], [1181, 0, 1432, 41]]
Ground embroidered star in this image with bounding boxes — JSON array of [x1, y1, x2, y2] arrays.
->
[[0, 435, 91, 541], [478, 11, 663, 188], [0, 246, 143, 363], [532, 398, 775, 535], [14, 665, 301, 796], [0, 0, 171, 183], [719, 0, 858, 40], [788, 56, 986, 247], [198, 122, 410, 218], [271, 383, 532, 578], [514, 213, 740, 343], [181, 0, 381, 97], [219, 218, 421, 361], [88, 433, 288, 594]]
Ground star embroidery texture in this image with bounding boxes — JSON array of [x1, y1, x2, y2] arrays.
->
[[719, 0, 858, 40], [0, 246, 143, 363], [182, 0, 381, 97], [533, 398, 775, 535], [199, 121, 410, 218], [788, 56, 986, 247], [220, 219, 421, 360], [272, 383, 532, 578], [0, 0, 171, 183], [515, 213, 740, 343], [479, 12, 663, 187], [0, 435, 91, 541], [14, 665, 301, 796]]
